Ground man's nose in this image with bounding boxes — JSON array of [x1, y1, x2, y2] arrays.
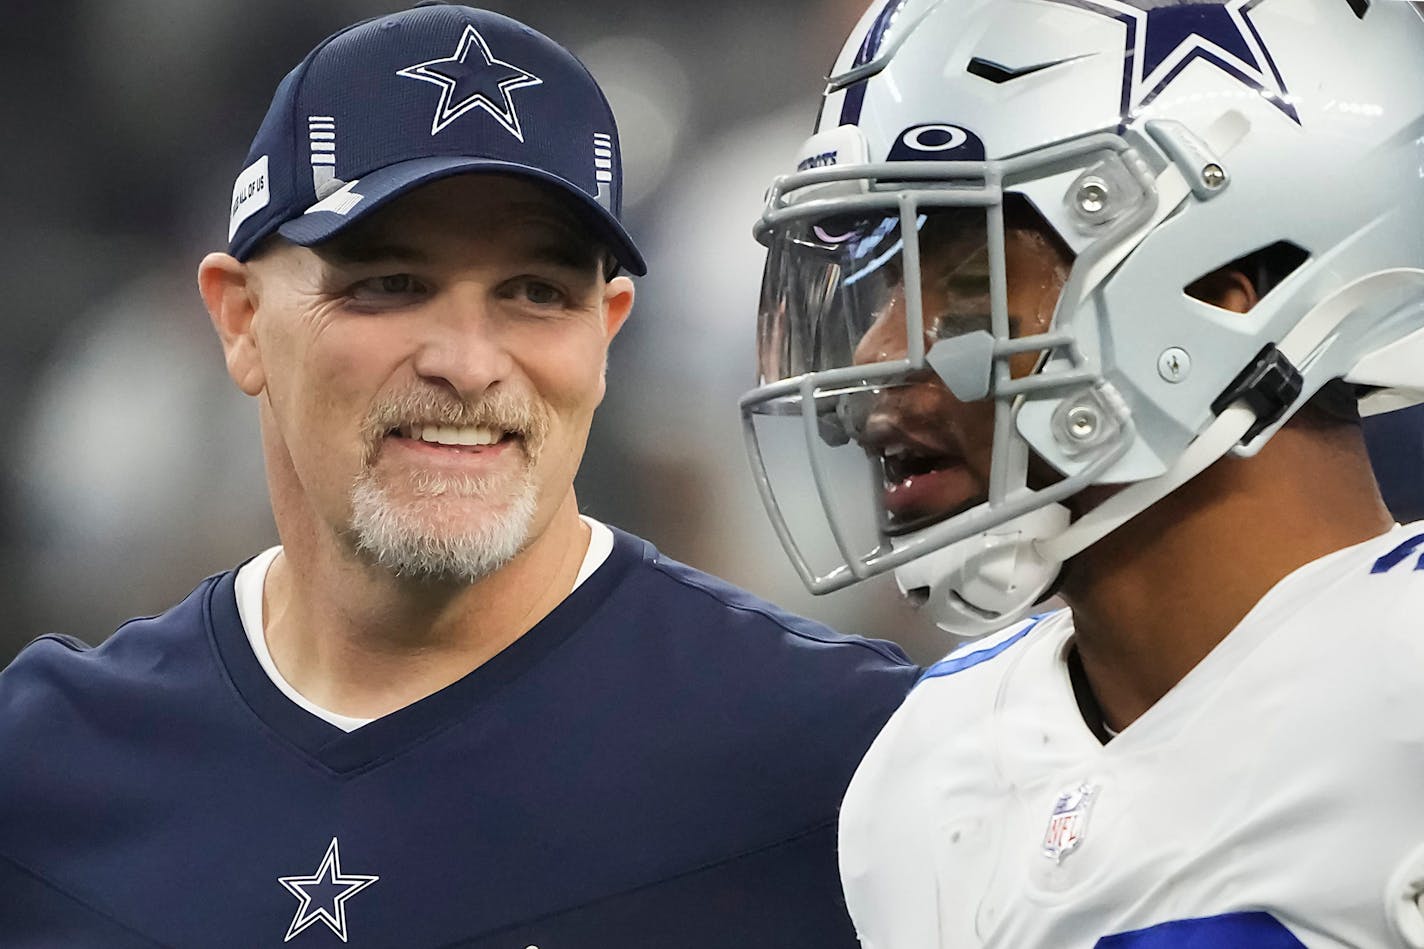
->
[[852, 292, 913, 367], [410, 289, 516, 402]]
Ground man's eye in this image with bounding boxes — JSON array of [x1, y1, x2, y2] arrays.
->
[[375, 274, 417, 294], [347, 273, 424, 301], [519, 280, 565, 306]]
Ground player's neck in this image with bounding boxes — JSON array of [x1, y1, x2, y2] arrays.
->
[[260, 492, 590, 719], [1059, 420, 1393, 734]]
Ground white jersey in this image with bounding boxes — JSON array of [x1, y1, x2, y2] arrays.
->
[[840, 523, 1424, 949]]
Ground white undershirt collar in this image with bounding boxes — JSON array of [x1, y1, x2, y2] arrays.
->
[[233, 515, 615, 732]]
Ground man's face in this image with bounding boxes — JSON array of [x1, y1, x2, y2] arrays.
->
[[850, 207, 1072, 534], [241, 174, 632, 582]]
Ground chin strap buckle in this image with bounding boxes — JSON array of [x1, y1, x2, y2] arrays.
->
[[1210, 343, 1304, 445]]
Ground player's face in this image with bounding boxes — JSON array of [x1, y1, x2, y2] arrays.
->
[[851, 210, 1071, 534], [246, 175, 632, 581]]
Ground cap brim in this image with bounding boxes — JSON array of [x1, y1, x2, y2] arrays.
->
[[277, 155, 646, 276]]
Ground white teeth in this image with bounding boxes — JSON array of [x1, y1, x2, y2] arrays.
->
[[409, 424, 503, 446], [883, 444, 910, 459]]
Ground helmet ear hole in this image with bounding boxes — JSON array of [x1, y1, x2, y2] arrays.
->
[[1185, 269, 1258, 314], [1184, 241, 1309, 310]]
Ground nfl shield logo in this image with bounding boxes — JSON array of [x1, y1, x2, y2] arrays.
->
[[1041, 782, 1098, 864]]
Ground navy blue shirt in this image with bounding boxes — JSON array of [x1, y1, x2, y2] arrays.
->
[[0, 527, 917, 947]]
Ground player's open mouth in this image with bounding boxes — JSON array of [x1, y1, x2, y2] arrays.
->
[[876, 443, 981, 534]]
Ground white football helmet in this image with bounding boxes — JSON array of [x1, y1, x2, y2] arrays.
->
[[741, 0, 1424, 637]]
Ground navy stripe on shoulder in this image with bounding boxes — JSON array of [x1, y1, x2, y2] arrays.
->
[[18, 633, 92, 656], [621, 534, 913, 668], [648, 558, 914, 667], [917, 614, 1050, 684]]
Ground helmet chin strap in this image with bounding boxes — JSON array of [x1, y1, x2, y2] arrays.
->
[[1039, 267, 1424, 566], [894, 504, 1069, 638], [898, 267, 1424, 639]]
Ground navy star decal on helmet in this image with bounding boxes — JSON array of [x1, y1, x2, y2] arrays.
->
[[1049, 0, 1301, 124]]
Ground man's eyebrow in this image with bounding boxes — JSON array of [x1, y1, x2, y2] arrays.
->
[[318, 240, 433, 266], [504, 204, 602, 272], [521, 240, 600, 273]]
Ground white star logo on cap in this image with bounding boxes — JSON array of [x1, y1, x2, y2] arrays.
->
[[397, 24, 543, 141]]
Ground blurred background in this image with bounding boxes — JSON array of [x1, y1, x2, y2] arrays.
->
[[2, 0, 1422, 667], [0, 0, 944, 665]]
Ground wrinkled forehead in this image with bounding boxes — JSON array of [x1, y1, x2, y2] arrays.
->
[[318, 173, 606, 269]]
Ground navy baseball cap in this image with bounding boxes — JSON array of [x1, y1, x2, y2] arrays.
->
[[226, 3, 646, 276]]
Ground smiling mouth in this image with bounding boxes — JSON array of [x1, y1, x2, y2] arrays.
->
[[388, 423, 515, 449]]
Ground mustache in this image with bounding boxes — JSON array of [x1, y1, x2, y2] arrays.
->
[[359, 388, 551, 465]]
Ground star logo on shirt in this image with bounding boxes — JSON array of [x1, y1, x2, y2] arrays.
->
[[279, 837, 380, 943], [1049, 0, 1298, 124], [397, 24, 543, 140]]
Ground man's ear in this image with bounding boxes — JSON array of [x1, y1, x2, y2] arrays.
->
[[198, 252, 265, 396], [1185, 266, 1259, 315], [602, 274, 635, 342]]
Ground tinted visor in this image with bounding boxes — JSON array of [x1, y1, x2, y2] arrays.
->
[[756, 207, 992, 385], [752, 206, 996, 543]]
